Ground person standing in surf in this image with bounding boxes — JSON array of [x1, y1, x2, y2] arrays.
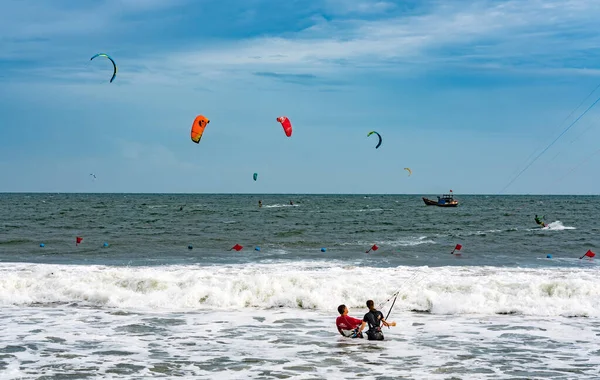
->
[[357, 300, 396, 340]]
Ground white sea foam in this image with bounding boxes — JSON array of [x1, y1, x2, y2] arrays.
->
[[374, 236, 436, 247], [0, 262, 598, 317], [542, 221, 576, 230], [1, 306, 598, 379], [520, 221, 576, 232], [342, 236, 436, 247]]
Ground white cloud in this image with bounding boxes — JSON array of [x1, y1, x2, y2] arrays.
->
[[133, 0, 600, 82], [3, 0, 600, 84]]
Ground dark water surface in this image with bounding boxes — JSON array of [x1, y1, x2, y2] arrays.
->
[[0, 193, 597, 267]]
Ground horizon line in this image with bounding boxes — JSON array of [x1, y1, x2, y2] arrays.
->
[[0, 192, 597, 196]]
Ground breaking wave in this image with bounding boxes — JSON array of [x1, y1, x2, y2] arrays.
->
[[0, 262, 598, 317]]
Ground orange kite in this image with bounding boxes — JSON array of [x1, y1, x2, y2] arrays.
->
[[191, 115, 210, 143]]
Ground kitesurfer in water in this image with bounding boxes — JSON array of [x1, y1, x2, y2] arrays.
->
[[289, 200, 294, 206], [534, 215, 545, 227], [258, 200, 262, 208], [336, 305, 363, 338], [356, 300, 396, 341]]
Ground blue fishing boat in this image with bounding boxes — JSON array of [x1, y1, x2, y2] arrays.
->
[[422, 190, 458, 207]]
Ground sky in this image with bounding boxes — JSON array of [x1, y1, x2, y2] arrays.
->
[[1, 0, 600, 194]]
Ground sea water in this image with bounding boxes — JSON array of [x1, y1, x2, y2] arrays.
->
[[1, 194, 599, 379]]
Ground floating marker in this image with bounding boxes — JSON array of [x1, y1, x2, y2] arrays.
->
[[229, 244, 243, 252], [188, 245, 193, 250], [103, 242, 109, 247], [255, 246, 260, 251], [580, 249, 595, 259], [40, 243, 45, 247], [451, 244, 462, 254], [76, 236, 83, 246], [321, 248, 327, 252], [366, 244, 379, 253], [546, 254, 552, 259]]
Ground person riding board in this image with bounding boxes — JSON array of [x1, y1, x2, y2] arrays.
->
[[534, 215, 546, 227], [335, 304, 363, 338], [356, 300, 396, 340]]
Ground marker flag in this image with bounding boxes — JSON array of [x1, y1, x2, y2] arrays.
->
[[580, 250, 595, 259], [366, 244, 379, 253], [451, 244, 462, 254]]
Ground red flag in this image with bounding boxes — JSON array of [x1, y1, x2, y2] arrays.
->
[[580, 250, 595, 259], [365, 244, 379, 253], [451, 243, 462, 254], [76, 236, 83, 246], [229, 244, 243, 252]]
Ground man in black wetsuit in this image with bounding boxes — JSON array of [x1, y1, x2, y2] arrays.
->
[[356, 300, 396, 340]]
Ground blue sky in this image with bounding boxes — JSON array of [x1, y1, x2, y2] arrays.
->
[[2, 0, 600, 194]]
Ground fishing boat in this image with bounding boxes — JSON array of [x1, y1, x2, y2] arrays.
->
[[422, 190, 458, 207]]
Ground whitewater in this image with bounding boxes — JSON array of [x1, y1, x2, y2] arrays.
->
[[1, 262, 599, 317], [1, 262, 599, 379]]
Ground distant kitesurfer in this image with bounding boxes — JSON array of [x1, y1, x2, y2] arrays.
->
[[179, 206, 183, 211], [336, 305, 363, 338], [356, 300, 396, 341], [534, 215, 545, 227], [289, 200, 293, 206], [258, 200, 262, 208]]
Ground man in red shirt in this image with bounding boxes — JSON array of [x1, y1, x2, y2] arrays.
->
[[336, 304, 364, 338]]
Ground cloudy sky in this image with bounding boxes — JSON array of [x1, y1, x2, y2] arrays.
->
[[1, 0, 600, 194]]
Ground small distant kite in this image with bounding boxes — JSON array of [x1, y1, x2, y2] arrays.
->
[[90, 173, 97, 181], [404, 168, 412, 176], [90, 53, 117, 83], [191, 115, 210, 143], [277, 117, 292, 137], [367, 131, 382, 149], [253, 173, 258, 181]]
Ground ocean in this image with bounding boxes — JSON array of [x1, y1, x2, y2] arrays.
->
[[1, 193, 599, 379]]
